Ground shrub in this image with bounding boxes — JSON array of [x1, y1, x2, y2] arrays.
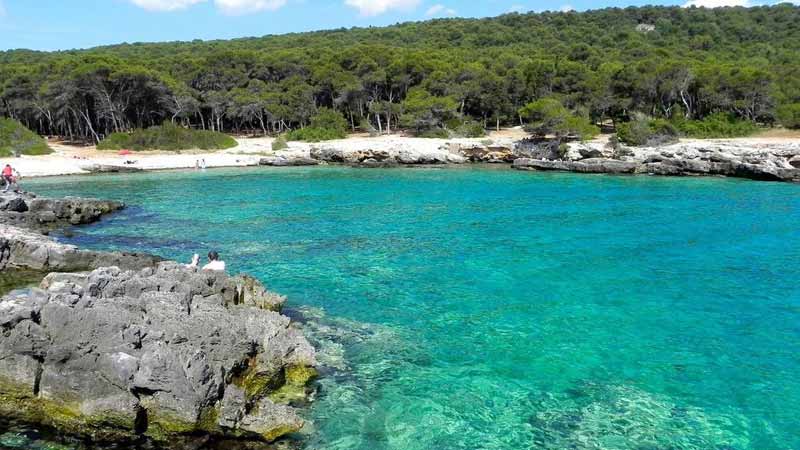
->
[[97, 123, 237, 151], [272, 135, 289, 151], [286, 108, 348, 142], [418, 128, 450, 139], [452, 119, 486, 138], [617, 117, 680, 146], [777, 103, 800, 129], [360, 118, 379, 137], [673, 113, 759, 138], [0, 118, 52, 157], [519, 98, 599, 141]]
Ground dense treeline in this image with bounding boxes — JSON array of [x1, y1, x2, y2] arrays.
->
[[1, 5, 799, 142]]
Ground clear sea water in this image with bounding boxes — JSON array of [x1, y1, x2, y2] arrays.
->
[[7, 166, 800, 450]]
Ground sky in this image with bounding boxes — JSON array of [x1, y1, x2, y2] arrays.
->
[[0, 0, 790, 51]]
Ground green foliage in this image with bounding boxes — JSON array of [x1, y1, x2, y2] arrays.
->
[[272, 135, 288, 151], [286, 108, 348, 142], [400, 87, 459, 135], [673, 113, 759, 138], [617, 117, 680, 146], [777, 103, 800, 129], [418, 128, 450, 139], [519, 98, 599, 140], [359, 118, 379, 137], [1, 6, 799, 141], [0, 118, 52, 157], [97, 123, 237, 151], [447, 118, 486, 138]]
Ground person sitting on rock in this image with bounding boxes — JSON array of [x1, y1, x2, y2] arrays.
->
[[188, 250, 226, 271]]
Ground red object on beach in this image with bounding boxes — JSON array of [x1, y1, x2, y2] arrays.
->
[[119, 149, 132, 156]]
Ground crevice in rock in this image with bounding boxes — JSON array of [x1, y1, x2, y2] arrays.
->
[[33, 358, 44, 396], [134, 405, 148, 435]]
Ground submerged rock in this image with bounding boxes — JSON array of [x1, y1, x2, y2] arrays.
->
[[0, 263, 316, 444]]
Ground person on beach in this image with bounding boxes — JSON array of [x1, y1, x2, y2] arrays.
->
[[201, 159, 207, 170], [188, 250, 226, 271]]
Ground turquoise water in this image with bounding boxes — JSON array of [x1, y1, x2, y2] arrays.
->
[[18, 167, 800, 449]]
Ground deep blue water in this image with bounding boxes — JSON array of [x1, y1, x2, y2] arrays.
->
[[14, 166, 800, 450]]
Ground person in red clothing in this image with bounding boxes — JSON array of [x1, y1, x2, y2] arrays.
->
[[2, 164, 14, 192]]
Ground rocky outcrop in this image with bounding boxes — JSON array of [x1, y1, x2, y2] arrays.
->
[[451, 144, 515, 163], [0, 263, 315, 444], [0, 192, 315, 445], [513, 141, 800, 182], [0, 193, 125, 233], [0, 224, 160, 273], [308, 146, 464, 166], [85, 164, 143, 174], [513, 158, 638, 174], [259, 156, 320, 167]]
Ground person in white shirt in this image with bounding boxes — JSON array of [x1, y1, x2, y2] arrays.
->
[[188, 250, 226, 271]]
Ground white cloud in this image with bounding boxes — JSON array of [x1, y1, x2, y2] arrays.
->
[[214, 0, 287, 14], [425, 4, 456, 16], [682, 0, 749, 6], [129, 0, 287, 14], [129, 0, 206, 11], [0, 1, 6, 18], [508, 4, 526, 13], [560, 4, 574, 11], [344, 0, 422, 16]]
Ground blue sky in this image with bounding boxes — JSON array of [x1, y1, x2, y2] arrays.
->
[[0, 0, 775, 51]]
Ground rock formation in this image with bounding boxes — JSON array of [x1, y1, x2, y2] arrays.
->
[[513, 141, 800, 182], [0, 192, 125, 233], [0, 263, 315, 444], [0, 224, 161, 273], [0, 192, 318, 446]]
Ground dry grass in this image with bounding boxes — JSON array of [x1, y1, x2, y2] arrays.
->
[[753, 128, 800, 139]]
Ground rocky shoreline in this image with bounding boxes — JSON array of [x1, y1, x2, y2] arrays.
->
[[513, 140, 800, 182], [257, 139, 800, 182], [0, 193, 318, 447]]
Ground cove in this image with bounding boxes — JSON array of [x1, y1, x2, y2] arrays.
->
[[17, 166, 800, 450]]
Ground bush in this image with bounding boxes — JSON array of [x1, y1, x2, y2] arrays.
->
[[617, 117, 680, 146], [272, 135, 289, 151], [97, 123, 237, 151], [519, 98, 599, 141], [286, 108, 348, 142], [0, 118, 52, 157], [777, 103, 800, 129], [360, 118, 379, 137], [451, 119, 486, 138], [673, 113, 759, 138], [418, 128, 450, 139]]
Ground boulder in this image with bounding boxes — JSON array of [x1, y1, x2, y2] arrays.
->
[[0, 263, 316, 443]]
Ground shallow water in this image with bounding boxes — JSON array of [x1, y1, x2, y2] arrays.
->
[[15, 166, 800, 450]]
